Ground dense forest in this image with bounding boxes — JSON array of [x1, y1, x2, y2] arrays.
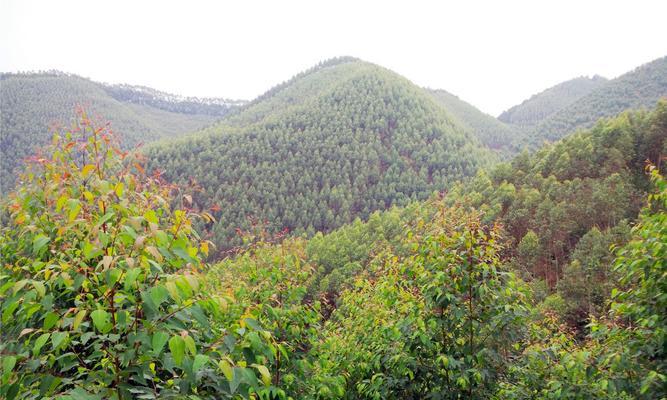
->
[[0, 54, 666, 399], [498, 76, 608, 128], [104, 84, 245, 117], [519, 56, 667, 146], [145, 59, 494, 253], [427, 89, 520, 155], [207, 101, 667, 398], [0, 71, 240, 190]]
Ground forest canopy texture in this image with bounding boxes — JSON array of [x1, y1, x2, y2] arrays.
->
[[0, 56, 666, 399]]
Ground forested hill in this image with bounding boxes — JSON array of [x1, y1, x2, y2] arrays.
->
[[204, 101, 667, 398], [146, 59, 494, 253], [103, 83, 245, 116], [428, 88, 520, 154], [523, 55, 667, 145], [498, 75, 608, 127], [0, 71, 239, 190]]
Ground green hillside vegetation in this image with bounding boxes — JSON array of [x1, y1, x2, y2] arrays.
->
[[0, 116, 282, 399], [202, 101, 666, 399], [0, 72, 235, 190], [428, 89, 520, 154], [146, 59, 494, 253], [526, 56, 667, 145], [498, 76, 608, 127], [447, 100, 666, 326], [1, 96, 665, 399], [104, 83, 245, 116]]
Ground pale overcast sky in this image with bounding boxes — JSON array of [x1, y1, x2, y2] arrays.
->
[[1, 0, 666, 116]]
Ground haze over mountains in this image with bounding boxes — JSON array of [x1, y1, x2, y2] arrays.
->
[[505, 56, 667, 146], [498, 75, 609, 127], [1, 55, 666, 241], [0, 71, 243, 189]]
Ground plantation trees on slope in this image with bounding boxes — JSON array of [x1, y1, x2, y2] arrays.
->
[[523, 55, 667, 146], [146, 59, 494, 253], [448, 100, 667, 328], [428, 89, 520, 155], [498, 75, 608, 128], [0, 72, 235, 190], [202, 104, 666, 399]]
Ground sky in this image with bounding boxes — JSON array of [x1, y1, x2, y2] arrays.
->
[[1, 0, 666, 116]]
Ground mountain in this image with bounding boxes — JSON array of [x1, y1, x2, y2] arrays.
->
[[104, 83, 246, 116], [146, 58, 494, 252], [428, 89, 520, 154], [520, 56, 667, 145], [206, 101, 667, 398], [498, 75, 608, 127], [0, 71, 242, 190]]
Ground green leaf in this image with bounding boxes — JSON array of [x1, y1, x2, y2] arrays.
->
[[193, 354, 209, 373], [12, 279, 28, 294], [32, 280, 46, 297], [67, 199, 81, 222], [43, 312, 59, 330], [2, 355, 17, 375], [33, 333, 50, 356], [144, 210, 158, 224], [66, 387, 103, 400], [219, 359, 234, 382], [72, 310, 87, 330], [51, 331, 68, 350], [33, 234, 50, 255], [230, 367, 243, 393], [169, 335, 185, 366], [2, 300, 19, 324], [124, 268, 141, 291], [90, 309, 110, 333], [254, 364, 271, 386], [152, 332, 169, 355], [244, 318, 263, 331], [81, 164, 96, 178], [184, 335, 196, 356], [150, 286, 168, 308]]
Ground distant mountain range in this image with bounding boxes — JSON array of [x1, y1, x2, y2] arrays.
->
[[2, 56, 665, 250], [0, 71, 244, 189], [498, 75, 609, 127]]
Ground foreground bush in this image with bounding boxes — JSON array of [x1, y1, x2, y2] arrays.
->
[[0, 111, 273, 399]]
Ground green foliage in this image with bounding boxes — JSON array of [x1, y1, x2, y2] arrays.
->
[[146, 60, 493, 254], [524, 56, 667, 146], [208, 237, 322, 399], [497, 168, 667, 399], [0, 112, 270, 399], [498, 76, 608, 128], [449, 102, 666, 301], [428, 89, 520, 155], [0, 72, 230, 190], [605, 166, 667, 397], [557, 223, 630, 325], [309, 207, 531, 399], [496, 319, 634, 400]]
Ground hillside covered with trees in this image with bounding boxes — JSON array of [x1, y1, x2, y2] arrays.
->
[[0, 71, 241, 190], [146, 59, 495, 253], [428, 89, 521, 155], [498, 75, 608, 127], [523, 56, 667, 145], [204, 100, 666, 398], [0, 52, 666, 399]]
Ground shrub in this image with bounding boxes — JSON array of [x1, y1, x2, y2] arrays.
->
[[0, 110, 273, 399]]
